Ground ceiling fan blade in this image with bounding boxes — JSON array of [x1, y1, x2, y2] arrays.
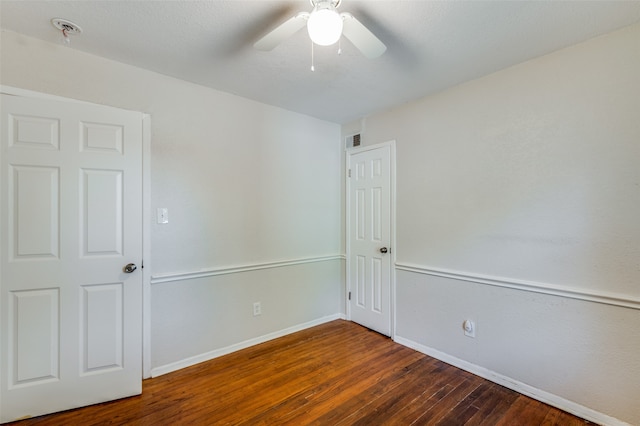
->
[[254, 12, 309, 51], [340, 13, 386, 59]]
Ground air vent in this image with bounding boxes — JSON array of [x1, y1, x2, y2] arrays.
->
[[345, 133, 361, 149]]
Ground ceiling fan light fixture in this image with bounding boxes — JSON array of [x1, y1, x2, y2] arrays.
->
[[307, 3, 343, 46], [254, 0, 385, 59]]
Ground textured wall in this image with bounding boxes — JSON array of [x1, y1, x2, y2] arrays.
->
[[1, 30, 344, 372], [344, 22, 640, 425]]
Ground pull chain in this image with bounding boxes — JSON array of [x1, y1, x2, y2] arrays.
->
[[311, 40, 315, 72]]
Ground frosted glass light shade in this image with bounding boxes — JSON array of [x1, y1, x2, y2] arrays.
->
[[307, 6, 343, 46]]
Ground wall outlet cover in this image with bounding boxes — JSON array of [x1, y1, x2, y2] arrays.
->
[[463, 320, 475, 338]]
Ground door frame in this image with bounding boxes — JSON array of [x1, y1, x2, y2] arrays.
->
[[0, 85, 152, 381], [345, 140, 396, 338]]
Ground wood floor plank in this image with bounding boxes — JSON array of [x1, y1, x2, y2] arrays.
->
[[8, 320, 593, 426], [495, 395, 554, 426], [434, 381, 495, 426], [332, 357, 442, 426], [541, 407, 597, 426], [240, 344, 417, 425], [381, 362, 469, 425], [411, 374, 485, 425], [231, 343, 410, 424], [278, 347, 425, 425], [466, 383, 520, 426]]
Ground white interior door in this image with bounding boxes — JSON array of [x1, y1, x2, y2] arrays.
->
[[0, 94, 143, 423], [347, 143, 393, 336]]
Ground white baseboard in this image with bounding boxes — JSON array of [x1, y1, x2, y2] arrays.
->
[[150, 313, 345, 378], [394, 336, 629, 426]]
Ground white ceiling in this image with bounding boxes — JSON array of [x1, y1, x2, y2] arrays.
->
[[1, 1, 639, 123]]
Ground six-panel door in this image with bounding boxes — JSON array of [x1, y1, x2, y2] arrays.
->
[[348, 144, 392, 336], [0, 94, 143, 422]]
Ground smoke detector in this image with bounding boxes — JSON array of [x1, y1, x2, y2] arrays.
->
[[51, 18, 82, 45], [51, 18, 82, 35]]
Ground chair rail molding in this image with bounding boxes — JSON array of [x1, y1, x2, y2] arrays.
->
[[395, 262, 640, 310], [151, 255, 345, 285]]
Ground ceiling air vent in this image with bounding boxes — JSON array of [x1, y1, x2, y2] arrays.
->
[[345, 133, 361, 149]]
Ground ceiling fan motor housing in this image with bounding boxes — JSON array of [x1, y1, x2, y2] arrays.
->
[[310, 0, 342, 8]]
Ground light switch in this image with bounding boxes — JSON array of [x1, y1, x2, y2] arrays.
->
[[157, 207, 169, 224]]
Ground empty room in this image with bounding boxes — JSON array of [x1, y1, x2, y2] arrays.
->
[[0, 1, 638, 425]]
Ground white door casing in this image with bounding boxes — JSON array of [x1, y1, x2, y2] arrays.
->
[[346, 142, 395, 336], [0, 94, 143, 422]]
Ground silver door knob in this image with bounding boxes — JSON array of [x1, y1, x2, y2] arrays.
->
[[380, 247, 388, 254], [123, 263, 137, 273]]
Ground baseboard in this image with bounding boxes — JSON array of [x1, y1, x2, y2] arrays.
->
[[150, 313, 345, 378], [394, 336, 630, 426]]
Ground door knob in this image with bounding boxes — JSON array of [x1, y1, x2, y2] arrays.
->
[[123, 263, 137, 273], [379, 247, 388, 254]]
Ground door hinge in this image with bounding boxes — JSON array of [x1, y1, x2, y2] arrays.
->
[[348, 291, 351, 301], [348, 169, 351, 178]]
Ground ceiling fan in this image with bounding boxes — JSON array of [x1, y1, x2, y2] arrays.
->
[[254, 0, 386, 59]]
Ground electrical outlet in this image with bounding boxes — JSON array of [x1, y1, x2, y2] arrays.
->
[[253, 302, 261, 316], [463, 320, 475, 338]]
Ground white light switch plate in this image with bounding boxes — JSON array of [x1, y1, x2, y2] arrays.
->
[[157, 207, 169, 224]]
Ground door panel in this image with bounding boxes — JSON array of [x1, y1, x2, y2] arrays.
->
[[81, 168, 124, 256], [9, 289, 59, 387], [10, 165, 59, 259], [81, 122, 124, 153], [348, 144, 392, 336], [81, 283, 124, 374], [1, 94, 143, 423], [9, 115, 59, 150]]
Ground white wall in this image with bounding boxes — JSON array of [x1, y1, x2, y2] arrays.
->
[[344, 23, 640, 426], [1, 31, 344, 374]]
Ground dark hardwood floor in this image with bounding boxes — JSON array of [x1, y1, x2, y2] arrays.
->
[[9, 320, 594, 425]]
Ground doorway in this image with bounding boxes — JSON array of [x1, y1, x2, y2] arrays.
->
[[346, 141, 395, 337]]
